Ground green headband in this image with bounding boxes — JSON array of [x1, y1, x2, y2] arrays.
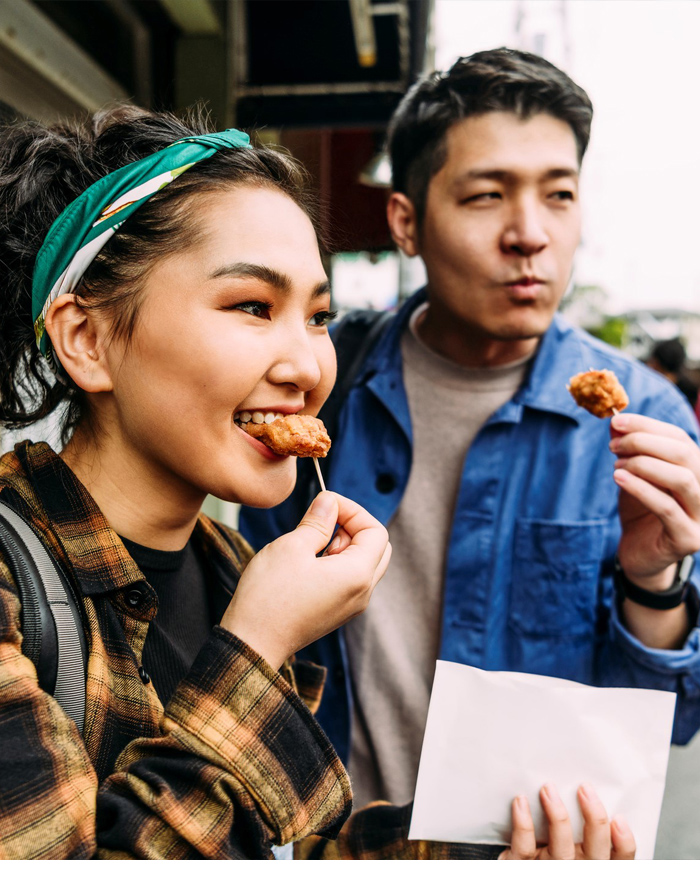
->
[[32, 128, 251, 368]]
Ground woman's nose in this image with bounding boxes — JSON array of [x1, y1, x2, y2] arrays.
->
[[267, 326, 322, 391]]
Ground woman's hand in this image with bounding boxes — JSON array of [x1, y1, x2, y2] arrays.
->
[[220, 491, 391, 669], [499, 784, 636, 860]]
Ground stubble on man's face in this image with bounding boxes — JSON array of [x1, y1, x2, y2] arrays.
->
[[415, 111, 582, 368]]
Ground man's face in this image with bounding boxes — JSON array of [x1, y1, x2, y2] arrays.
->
[[415, 111, 581, 356]]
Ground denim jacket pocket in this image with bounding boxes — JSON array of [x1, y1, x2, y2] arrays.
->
[[509, 518, 607, 638]]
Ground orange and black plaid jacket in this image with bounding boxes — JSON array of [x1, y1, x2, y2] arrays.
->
[[0, 441, 499, 860]]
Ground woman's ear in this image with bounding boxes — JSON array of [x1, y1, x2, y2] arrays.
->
[[44, 294, 114, 392], [386, 192, 420, 257]]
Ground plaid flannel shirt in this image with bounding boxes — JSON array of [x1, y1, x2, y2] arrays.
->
[[0, 442, 500, 860]]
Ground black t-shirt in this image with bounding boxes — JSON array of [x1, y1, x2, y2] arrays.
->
[[121, 535, 213, 707]]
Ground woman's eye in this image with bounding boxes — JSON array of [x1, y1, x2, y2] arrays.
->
[[233, 301, 272, 319], [309, 309, 338, 327]]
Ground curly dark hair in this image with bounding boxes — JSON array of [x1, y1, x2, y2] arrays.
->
[[387, 48, 593, 225], [0, 105, 319, 441]]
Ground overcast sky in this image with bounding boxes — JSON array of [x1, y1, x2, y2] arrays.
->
[[434, 0, 700, 315]]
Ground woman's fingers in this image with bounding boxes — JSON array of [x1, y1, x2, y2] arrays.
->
[[578, 784, 612, 859], [500, 796, 537, 859], [539, 784, 576, 859], [610, 816, 636, 860]]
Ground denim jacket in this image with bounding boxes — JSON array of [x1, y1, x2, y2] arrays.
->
[[240, 289, 700, 760]]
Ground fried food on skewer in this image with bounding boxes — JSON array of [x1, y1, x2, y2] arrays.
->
[[237, 412, 331, 457], [567, 369, 629, 418]]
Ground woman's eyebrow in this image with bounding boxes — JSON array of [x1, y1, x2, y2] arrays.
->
[[210, 262, 330, 297]]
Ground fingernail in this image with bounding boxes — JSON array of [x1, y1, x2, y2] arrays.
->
[[612, 414, 629, 429], [326, 534, 341, 554], [542, 783, 560, 802], [613, 469, 627, 483], [515, 795, 529, 812], [612, 815, 631, 835], [609, 438, 620, 452], [579, 783, 597, 803], [613, 457, 628, 468], [312, 492, 335, 517]]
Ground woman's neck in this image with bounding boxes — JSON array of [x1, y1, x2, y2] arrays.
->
[[60, 425, 205, 551]]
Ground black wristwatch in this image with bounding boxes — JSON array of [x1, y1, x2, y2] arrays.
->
[[614, 555, 695, 610]]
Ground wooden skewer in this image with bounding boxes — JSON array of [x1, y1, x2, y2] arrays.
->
[[313, 457, 326, 492]]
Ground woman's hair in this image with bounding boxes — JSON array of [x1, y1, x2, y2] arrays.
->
[[0, 105, 319, 440]]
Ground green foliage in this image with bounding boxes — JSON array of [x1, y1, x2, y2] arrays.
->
[[587, 317, 628, 349]]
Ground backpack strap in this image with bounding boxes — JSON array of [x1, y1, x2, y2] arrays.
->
[[0, 500, 87, 734]]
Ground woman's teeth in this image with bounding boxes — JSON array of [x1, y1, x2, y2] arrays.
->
[[236, 411, 283, 425]]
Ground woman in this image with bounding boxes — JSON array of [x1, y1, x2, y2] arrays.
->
[[0, 106, 634, 859]]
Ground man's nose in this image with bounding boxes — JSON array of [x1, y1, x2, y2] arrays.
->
[[501, 201, 549, 257], [267, 327, 322, 391]]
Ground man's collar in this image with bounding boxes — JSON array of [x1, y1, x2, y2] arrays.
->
[[362, 291, 584, 424]]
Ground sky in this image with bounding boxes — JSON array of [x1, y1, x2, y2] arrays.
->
[[434, 0, 700, 316]]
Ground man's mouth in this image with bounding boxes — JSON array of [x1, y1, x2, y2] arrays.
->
[[505, 277, 546, 299]]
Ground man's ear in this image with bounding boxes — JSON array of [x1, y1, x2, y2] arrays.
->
[[387, 192, 420, 257], [44, 293, 114, 392]]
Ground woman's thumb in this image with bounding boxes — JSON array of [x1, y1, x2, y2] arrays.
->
[[294, 491, 339, 552]]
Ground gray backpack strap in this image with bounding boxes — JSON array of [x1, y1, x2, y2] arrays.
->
[[0, 500, 86, 734]]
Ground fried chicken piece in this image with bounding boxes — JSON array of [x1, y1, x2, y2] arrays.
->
[[241, 414, 331, 457], [567, 369, 629, 418]]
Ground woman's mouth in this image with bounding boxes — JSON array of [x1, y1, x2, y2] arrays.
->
[[234, 411, 288, 460]]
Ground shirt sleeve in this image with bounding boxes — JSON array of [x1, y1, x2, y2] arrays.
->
[[295, 802, 504, 859], [0, 561, 352, 861], [598, 387, 700, 744]]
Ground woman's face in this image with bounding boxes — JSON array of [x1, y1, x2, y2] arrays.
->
[[101, 185, 336, 509]]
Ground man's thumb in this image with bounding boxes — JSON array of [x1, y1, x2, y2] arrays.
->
[[295, 491, 338, 551]]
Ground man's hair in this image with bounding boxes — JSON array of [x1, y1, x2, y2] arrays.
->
[[387, 47, 593, 224]]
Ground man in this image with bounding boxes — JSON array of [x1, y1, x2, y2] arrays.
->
[[240, 49, 700, 808]]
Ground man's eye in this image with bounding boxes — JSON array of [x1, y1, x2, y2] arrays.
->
[[309, 309, 338, 328], [464, 192, 502, 203], [551, 190, 575, 201], [233, 301, 272, 319]]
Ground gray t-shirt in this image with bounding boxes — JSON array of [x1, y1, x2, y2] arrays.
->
[[346, 303, 531, 807]]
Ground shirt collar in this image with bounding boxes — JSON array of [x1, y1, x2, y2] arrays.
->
[[364, 292, 583, 425], [0, 441, 244, 598]]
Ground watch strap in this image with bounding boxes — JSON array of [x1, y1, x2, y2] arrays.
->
[[615, 555, 695, 610]]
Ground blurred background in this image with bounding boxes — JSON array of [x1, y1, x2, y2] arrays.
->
[[0, 0, 698, 857]]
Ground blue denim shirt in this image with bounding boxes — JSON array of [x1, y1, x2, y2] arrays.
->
[[240, 289, 700, 759]]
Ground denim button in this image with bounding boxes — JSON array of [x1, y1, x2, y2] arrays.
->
[[375, 473, 395, 494], [138, 666, 151, 685]]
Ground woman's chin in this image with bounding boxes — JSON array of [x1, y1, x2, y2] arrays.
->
[[230, 464, 299, 510]]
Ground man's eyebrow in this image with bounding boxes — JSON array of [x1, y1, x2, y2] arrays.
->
[[210, 262, 330, 297], [452, 167, 580, 186]]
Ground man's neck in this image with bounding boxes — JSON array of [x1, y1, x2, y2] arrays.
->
[[417, 301, 541, 368]]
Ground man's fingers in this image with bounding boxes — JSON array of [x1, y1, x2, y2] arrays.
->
[[610, 816, 636, 860], [614, 456, 700, 519], [295, 491, 340, 552], [612, 412, 695, 444], [501, 796, 537, 860], [611, 428, 700, 475], [614, 468, 700, 551], [578, 784, 611, 859], [540, 784, 575, 860]]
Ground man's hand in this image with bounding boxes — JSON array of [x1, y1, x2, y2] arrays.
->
[[500, 783, 636, 860], [611, 412, 700, 591]]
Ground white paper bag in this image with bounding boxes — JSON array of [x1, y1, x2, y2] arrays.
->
[[408, 661, 676, 859]]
